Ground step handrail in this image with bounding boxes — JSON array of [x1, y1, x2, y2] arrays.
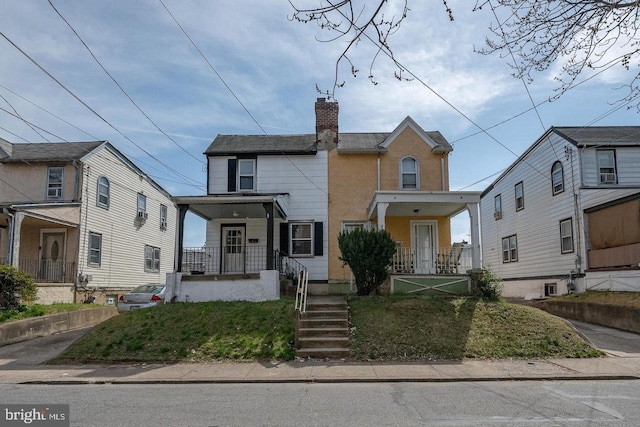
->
[[294, 269, 309, 314]]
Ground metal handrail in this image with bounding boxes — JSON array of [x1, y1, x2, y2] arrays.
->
[[294, 269, 309, 314]]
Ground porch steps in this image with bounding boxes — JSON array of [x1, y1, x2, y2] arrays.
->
[[296, 296, 350, 359]]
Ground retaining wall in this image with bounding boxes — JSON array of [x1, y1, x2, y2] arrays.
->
[[533, 300, 640, 334]]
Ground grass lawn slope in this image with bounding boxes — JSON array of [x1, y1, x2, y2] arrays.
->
[[52, 296, 602, 364]]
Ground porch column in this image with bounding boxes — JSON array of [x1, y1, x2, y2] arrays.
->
[[466, 202, 481, 269], [8, 211, 23, 267], [175, 204, 189, 272], [377, 202, 389, 230], [263, 202, 274, 270]]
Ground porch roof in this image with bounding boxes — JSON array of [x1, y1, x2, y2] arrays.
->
[[367, 191, 481, 219], [172, 194, 287, 221]]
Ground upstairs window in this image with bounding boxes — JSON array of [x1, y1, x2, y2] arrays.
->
[[515, 181, 524, 211], [597, 150, 617, 184], [47, 166, 64, 199], [238, 158, 256, 191], [97, 176, 110, 209], [494, 194, 502, 220], [137, 193, 147, 221], [160, 204, 167, 230], [551, 161, 564, 195], [400, 156, 418, 190]]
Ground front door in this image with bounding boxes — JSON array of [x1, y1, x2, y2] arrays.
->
[[41, 231, 66, 282], [412, 221, 437, 274], [222, 226, 245, 273]]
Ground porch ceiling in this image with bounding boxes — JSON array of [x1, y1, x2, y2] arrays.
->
[[173, 194, 287, 221], [367, 191, 481, 219]]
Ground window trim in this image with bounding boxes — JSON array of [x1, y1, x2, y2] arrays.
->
[[289, 221, 314, 257], [494, 194, 502, 220], [560, 218, 574, 254], [237, 158, 256, 191], [551, 161, 564, 195], [96, 176, 110, 209], [46, 166, 64, 200], [514, 181, 524, 211], [137, 193, 147, 215], [145, 245, 161, 272], [597, 149, 617, 184], [160, 204, 168, 230], [399, 156, 419, 190], [502, 234, 518, 263], [88, 232, 102, 266], [341, 221, 368, 233]]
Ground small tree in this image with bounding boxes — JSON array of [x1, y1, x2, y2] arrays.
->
[[475, 268, 503, 302], [0, 265, 37, 310], [338, 228, 397, 296]]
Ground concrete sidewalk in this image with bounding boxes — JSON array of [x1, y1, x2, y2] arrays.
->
[[0, 321, 639, 384]]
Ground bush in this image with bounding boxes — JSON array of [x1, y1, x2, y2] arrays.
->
[[476, 268, 502, 301], [0, 265, 37, 310], [338, 228, 397, 296]]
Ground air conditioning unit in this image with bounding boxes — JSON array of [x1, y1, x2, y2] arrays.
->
[[600, 173, 616, 184], [137, 211, 148, 221], [493, 211, 502, 220], [48, 188, 62, 198]]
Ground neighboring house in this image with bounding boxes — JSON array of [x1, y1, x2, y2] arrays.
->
[[171, 98, 482, 301], [480, 126, 640, 299], [0, 138, 177, 304]]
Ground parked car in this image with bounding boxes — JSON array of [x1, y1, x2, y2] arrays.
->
[[117, 284, 166, 313]]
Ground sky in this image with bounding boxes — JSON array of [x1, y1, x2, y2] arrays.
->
[[0, 0, 638, 247]]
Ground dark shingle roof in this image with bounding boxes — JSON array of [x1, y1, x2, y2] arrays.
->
[[205, 135, 317, 155], [0, 141, 105, 163], [554, 126, 640, 147]]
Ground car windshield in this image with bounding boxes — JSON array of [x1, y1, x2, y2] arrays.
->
[[131, 284, 164, 294]]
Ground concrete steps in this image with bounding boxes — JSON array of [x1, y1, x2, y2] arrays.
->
[[295, 296, 350, 359]]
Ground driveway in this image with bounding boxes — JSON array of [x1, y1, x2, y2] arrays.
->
[[0, 327, 93, 366]]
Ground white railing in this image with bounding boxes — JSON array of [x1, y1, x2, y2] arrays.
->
[[294, 269, 309, 314], [392, 245, 472, 274]]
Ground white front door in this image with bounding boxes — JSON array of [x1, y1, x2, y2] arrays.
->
[[41, 231, 66, 281], [222, 226, 245, 273], [412, 221, 437, 274]]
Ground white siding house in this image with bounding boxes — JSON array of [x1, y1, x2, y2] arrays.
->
[[481, 127, 640, 298]]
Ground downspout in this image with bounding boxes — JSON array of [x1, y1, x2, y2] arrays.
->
[[3, 207, 14, 264], [441, 154, 445, 191]]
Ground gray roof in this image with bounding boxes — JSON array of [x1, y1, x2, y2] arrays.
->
[[554, 126, 640, 147], [0, 141, 105, 163], [337, 133, 390, 152], [205, 135, 317, 155]]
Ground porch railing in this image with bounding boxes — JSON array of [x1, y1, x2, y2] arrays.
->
[[0, 258, 77, 283], [182, 246, 306, 278], [392, 246, 471, 275]]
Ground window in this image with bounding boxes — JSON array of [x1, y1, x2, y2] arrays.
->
[[502, 235, 518, 262], [89, 232, 102, 266], [290, 222, 313, 256], [238, 158, 256, 191], [551, 161, 564, 195], [341, 221, 366, 232], [514, 182, 524, 211], [47, 166, 64, 199], [400, 157, 418, 189], [137, 193, 147, 219], [160, 204, 167, 230], [560, 218, 574, 254], [494, 194, 502, 220], [597, 150, 617, 184], [145, 245, 161, 272], [97, 176, 110, 208]]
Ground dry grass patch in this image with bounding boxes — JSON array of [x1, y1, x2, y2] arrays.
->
[[553, 291, 640, 308]]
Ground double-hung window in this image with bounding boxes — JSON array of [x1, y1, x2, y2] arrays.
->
[[560, 218, 574, 254], [551, 161, 564, 195], [400, 157, 418, 190], [502, 235, 518, 262], [89, 232, 102, 266], [145, 245, 160, 272], [137, 193, 147, 220], [290, 222, 313, 256], [160, 204, 167, 230], [97, 176, 110, 209], [494, 194, 502, 220], [47, 166, 64, 199], [515, 182, 524, 211], [238, 159, 256, 191], [597, 150, 617, 184]]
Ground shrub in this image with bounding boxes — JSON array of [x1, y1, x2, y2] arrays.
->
[[476, 268, 502, 302], [0, 265, 37, 310], [338, 228, 397, 296]]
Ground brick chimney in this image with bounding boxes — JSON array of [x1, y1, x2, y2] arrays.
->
[[315, 98, 339, 150]]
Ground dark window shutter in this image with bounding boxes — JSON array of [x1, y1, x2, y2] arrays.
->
[[227, 159, 237, 192], [279, 222, 289, 255], [314, 222, 323, 256]]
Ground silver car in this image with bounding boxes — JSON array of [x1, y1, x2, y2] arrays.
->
[[117, 284, 166, 313]]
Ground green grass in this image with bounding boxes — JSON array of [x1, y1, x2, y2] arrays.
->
[[0, 303, 98, 323], [50, 295, 603, 364]]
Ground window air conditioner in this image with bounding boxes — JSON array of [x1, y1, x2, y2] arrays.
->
[[137, 211, 148, 220], [600, 173, 616, 184], [48, 188, 62, 198], [493, 211, 502, 220]]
